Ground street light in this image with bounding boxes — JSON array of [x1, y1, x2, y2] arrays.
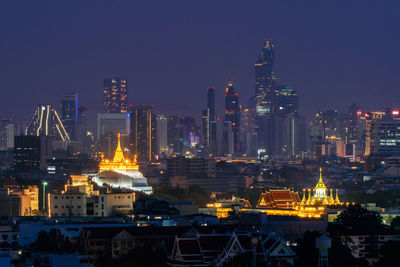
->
[[42, 181, 48, 211]]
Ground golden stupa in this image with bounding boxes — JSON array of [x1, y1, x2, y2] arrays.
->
[[99, 133, 139, 172], [301, 168, 341, 206]]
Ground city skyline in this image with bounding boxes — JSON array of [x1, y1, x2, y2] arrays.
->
[[1, 1, 400, 123]]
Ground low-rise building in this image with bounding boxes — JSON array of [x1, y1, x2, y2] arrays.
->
[[0, 186, 39, 216], [48, 175, 135, 217]]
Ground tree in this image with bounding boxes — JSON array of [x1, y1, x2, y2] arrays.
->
[[334, 204, 382, 228], [390, 216, 400, 231]]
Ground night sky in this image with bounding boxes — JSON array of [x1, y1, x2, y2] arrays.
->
[[1, 0, 400, 125]]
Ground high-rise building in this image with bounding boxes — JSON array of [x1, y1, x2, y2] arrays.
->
[[224, 79, 240, 152], [26, 105, 70, 142], [60, 92, 78, 140], [254, 39, 275, 117], [129, 105, 157, 162], [369, 119, 400, 156], [14, 136, 51, 172], [272, 86, 298, 117], [103, 77, 128, 114], [0, 118, 14, 150], [156, 114, 168, 156], [253, 39, 277, 151], [207, 87, 215, 121], [77, 105, 88, 141], [210, 118, 233, 156], [202, 109, 210, 148]]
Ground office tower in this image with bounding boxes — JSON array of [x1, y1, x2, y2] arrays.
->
[[156, 114, 168, 156], [97, 113, 130, 158], [60, 92, 78, 140], [97, 113, 130, 140], [368, 119, 400, 156], [167, 115, 179, 154], [0, 118, 14, 150], [224, 79, 240, 152], [348, 103, 360, 144], [14, 136, 51, 172], [254, 39, 276, 151], [254, 39, 275, 116], [210, 118, 233, 156], [103, 77, 128, 114], [26, 105, 70, 142], [272, 85, 298, 117], [202, 109, 210, 148], [207, 87, 215, 121], [130, 105, 157, 162], [77, 105, 88, 141]]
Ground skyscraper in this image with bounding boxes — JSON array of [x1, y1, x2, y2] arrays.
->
[[77, 105, 88, 141], [224, 79, 240, 152], [207, 87, 215, 121], [202, 108, 210, 148], [26, 105, 70, 142], [130, 105, 157, 162], [272, 86, 298, 117], [156, 114, 168, 156], [254, 39, 275, 116], [60, 92, 78, 140], [0, 118, 14, 150], [253, 39, 276, 151], [103, 77, 128, 114]]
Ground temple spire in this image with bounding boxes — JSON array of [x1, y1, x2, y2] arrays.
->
[[113, 133, 126, 163]]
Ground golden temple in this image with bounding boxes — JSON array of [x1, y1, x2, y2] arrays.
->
[[99, 133, 139, 172], [207, 168, 342, 219], [301, 168, 341, 206]]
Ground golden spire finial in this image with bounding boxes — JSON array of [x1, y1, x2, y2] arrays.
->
[[113, 133, 125, 163]]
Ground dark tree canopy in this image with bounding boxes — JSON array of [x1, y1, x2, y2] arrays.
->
[[334, 204, 382, 227]]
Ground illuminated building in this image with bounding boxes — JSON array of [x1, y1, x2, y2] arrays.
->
[[301, 168, 341, 206], [368, 118, 400, 156], [156, 114, 168, 155], [254, 39, 275, 115], [103, 77, 128, 114], [0, 186, 39, 216], [60, 92, 78, 140], [205, 169, 341, 219], [257, 189, 301, 209], [26, 104, 70, 141], [48, 175, 136, 217], [129, 105, 157, 162], [224, 79, 240, 152], [95, 133, 152, 194]]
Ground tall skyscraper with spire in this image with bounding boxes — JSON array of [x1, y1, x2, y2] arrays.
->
[[224, 79, 240, 152], [103, 77, 128, 114], [254, 39, 275, 116]]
